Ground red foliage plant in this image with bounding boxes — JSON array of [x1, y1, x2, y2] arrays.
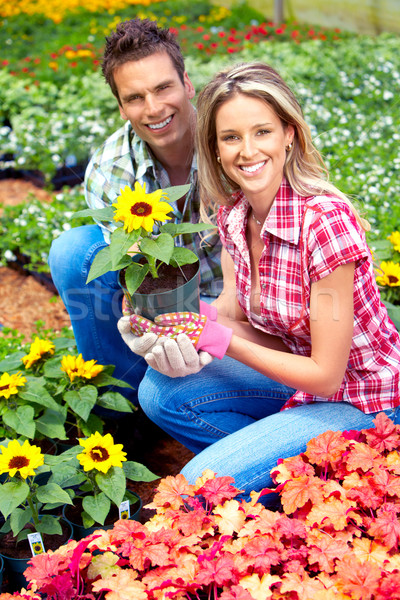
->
[[2, 412, 400, 600]]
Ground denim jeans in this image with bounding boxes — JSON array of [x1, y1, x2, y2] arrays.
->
[[138, 356, 400, 505], [48, 224, 147, 406]]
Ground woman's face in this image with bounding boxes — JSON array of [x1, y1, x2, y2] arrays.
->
[[215, 93, 294, 207]]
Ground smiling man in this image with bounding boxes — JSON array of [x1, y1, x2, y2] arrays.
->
[[48, 19, 222, 409]]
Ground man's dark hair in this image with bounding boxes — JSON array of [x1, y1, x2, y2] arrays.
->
[[102, 18, 185, 102]]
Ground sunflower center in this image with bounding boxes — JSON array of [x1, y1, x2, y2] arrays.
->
[[0, 385, 9, 391], [9, 455, 29, 469], [388, 275, 399, 285], [90, 446, 110, 462], [131, 202, 152, 217]]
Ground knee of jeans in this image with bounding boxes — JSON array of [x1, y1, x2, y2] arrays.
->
[[138, 371, 173, 423]]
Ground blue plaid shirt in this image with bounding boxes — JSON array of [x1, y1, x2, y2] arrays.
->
[[85, 121, 222, 296]]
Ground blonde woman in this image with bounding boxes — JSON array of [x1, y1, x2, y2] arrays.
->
[[127, 63, 400, 502]]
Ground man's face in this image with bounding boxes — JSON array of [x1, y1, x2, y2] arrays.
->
[[114, 52, 195, 155]]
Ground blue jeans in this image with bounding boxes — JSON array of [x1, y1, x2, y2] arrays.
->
[[138, 357, 400, 505], [48, 225, 147, 406]]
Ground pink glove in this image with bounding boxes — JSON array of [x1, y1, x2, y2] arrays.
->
[[129, 311, 232, 360]]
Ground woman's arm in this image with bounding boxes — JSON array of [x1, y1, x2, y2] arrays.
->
[[225, 262, 355, 397]]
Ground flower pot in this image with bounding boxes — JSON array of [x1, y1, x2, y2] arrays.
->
[[62, 493, 142, 541], [0, 518, 73, 592], [120, 261, 200, 321]]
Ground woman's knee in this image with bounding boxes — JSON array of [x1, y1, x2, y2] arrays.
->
[[139, 369, 178, 423]]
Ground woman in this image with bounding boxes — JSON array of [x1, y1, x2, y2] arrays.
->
[[121, 62, 400, 502]]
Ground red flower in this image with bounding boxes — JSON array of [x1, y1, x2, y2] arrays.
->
[[291, 30, 299, 38], [196, 26, 204, 32], [22, 67, 29, 73], [211, 42, 218, 49], [2, 59, 9, 66], [70, 61, 77, 68], [203, 34, 210, 40], [218, 31, 226, 38], [275, 27, 284, 35], [195, 43, 204, 50], [23, 56, 31, 62]]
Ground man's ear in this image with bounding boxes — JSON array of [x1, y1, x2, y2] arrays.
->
[[118, 103, 128, 121], [184, 72, 195, 100]]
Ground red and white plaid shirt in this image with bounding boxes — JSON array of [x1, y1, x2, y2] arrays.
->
[[217, 178, 400, 414]]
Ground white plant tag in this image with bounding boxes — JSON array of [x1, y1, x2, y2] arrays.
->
[[119, 500, 130, 520], [28, 532, 45, 556]]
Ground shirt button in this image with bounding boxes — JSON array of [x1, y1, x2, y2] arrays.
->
[[261, 283, 266, 289]]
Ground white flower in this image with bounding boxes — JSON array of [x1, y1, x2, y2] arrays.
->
[[4, 250, 16, 261]]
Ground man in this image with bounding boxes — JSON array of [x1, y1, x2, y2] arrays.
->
[[48, 19, 222, 407]]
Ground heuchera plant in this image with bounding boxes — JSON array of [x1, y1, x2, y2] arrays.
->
[[5, 412, 400, 600]]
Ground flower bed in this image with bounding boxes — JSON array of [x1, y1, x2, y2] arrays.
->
[[1, 412, 400, 599]]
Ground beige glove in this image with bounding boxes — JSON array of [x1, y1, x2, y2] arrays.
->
[[145, 333, 214, 378], [117, 316, 158, 357]]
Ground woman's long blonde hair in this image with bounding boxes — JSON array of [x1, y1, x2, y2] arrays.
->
[[196, 62, 369, 231]]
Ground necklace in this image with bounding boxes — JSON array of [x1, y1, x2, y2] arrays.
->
[[251, 211, 263, 226]]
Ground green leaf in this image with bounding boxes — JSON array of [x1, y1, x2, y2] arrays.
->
[[91, 372, 133, 389], [82, 492, 111, 525], [36, 482, 74, 505], [97, 392, 134, 413], [64, 385, 98, 421], [86, 246, 113, 283], [10, 507, 32, 538], [35, 407, 67, 440], [123, 460, 159, 482], [48, 464, 85, 489], [124, 262, 149, 296], [36, 515, 62, 536], [140, 233, 174, 264], [109, 227, 140, 268], [0, 351, 25, 373], [0, 480, 30, 519], [19, 379, 61, 411], [71, 206, 115, 221], [162, 184, 191, 204], [384, 301, 400, 330], [170, 246, 200, 267], [96, 466, 126, 506], [52, 337, 77, 352], [3, 405, 36, 438], [43, 356, 65, 378], [161, 221, 215, 236]]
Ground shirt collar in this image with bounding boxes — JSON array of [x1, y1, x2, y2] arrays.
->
[[226, 178, 306, 246]]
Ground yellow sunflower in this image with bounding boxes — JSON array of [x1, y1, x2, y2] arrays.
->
[[0, 439, 44, 479], [77, 432, 127, 474], [112, 182, 172, 233], [0, 371, 27, 400], [22, 337, 55, 369], [376, 261, 400, 287], [389, 231, 400, 253], [61, 354, 104, 382]]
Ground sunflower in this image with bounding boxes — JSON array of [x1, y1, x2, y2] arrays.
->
[[77, 432, 127, 474], [0, 439, 44, 479], [61, 354, 104, 382], [22, 337, 55, 369], [376, 261, 400, 287], [112, 182, 172, 233], [0, 371, 27, 400], [389, 231, 400, 253]]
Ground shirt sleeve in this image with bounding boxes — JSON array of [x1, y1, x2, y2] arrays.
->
[[306, 203, 370, 283]]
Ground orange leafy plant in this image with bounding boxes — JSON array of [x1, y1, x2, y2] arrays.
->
[[2, 412, 400, 599]]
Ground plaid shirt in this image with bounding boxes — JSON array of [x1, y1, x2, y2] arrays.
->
[[85, 121, 222, 296], [218, 178, 400, 413]]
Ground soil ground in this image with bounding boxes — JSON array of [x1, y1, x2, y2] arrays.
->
[[0, 179, 195, 525]]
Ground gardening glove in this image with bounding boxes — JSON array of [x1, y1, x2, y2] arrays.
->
[[129, 311, 232, 360], [145, 334, 214, 378], [117, 316, 159, 358]]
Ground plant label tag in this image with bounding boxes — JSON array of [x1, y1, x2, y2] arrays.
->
[[28, 532, 45, 556], [119, 500, 130, 520]]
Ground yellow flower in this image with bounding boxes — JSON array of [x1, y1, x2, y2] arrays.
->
[[389, 231, 400, 253], [22, 337, 55, 369], [0, 371, 27, 400], [376, 261, 400, 287], [77, 432, 127, 474], [112, 182, 172, 233], [61, 354, 104, 382], [0, 439, 44, 479]]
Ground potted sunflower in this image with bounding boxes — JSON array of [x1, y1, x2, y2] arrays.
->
[[72, 182, 215, 320], [47, 431, 158, 539], [0, 438, 74, 589], [372, 230, 400, 330]]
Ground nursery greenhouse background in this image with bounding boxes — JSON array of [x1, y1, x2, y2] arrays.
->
[[0, 0, 400, 596]]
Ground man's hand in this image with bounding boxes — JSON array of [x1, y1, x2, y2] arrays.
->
[[145, 334, 214, 378]]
